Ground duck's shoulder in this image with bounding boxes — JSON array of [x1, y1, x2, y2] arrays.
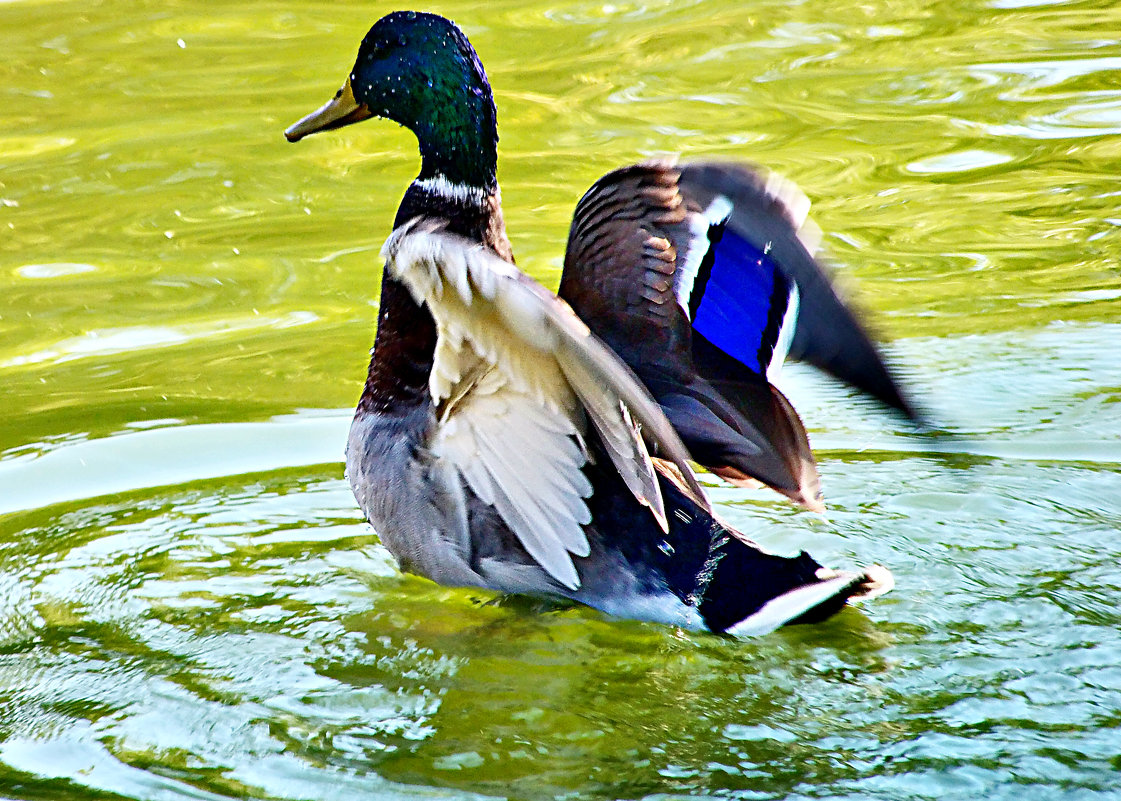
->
[[559, 161, 695, 368]]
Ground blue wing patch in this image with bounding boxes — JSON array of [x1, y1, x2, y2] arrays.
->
[[690, 225, 792, 377]]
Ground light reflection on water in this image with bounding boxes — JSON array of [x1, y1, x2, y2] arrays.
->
[[1, 0, 1120, 799]]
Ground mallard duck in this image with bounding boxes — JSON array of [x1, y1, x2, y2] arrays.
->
[[284, 11, 911, 635]]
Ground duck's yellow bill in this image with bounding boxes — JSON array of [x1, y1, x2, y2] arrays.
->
[[285, 77, 373, 142]]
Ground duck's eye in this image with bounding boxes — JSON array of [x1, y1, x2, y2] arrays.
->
[[363, 40, 386, 62]]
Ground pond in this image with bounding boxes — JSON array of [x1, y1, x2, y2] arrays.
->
[[1, 0, 1120, 799]]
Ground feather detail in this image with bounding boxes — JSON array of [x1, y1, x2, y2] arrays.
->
[[561, 159, 921, 511], [724, 575, 860, 637], [381, 218, 709, 588], [677, 161, 922, 421], [560, 162, 824, 510]]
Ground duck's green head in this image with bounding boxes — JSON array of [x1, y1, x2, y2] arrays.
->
[[285, 11, 498, 190]]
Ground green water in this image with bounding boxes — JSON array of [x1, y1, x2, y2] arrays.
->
[[2, 0, 1120, 798]]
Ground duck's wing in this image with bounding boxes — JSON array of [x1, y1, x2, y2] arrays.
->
[[382, 218, 709, 590], [560, 160, 919, 510], [675, 161, 921, 421], [560, 161, 821, 508]]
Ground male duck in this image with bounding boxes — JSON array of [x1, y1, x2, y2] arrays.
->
[[284, 11, 913, 635]]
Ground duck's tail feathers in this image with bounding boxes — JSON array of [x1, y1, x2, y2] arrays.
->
[[723, 565, 893, 637], [723, 574, 860, 637], [676, 161, 923, 424], [612, 461, 892, 635], [693, 527, 894, 636]]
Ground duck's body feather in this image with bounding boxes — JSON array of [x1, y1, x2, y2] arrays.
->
[[289, 10, 909, 635], [343, 217, 891, 632], [379, 221, 706, 589], [346, 385, 884, 634]]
